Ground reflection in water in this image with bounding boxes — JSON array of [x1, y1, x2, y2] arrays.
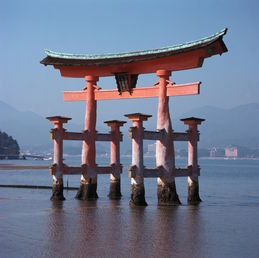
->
[[154, 205, 205, 258], [185, 205, 204, 257], [45, 201, 65, 257], [74, 200, 99, 257], [128, 206, 148, 256], [42, 201, 206, 257], [103, 200, 123, 248], [155, 206, 180, 256]]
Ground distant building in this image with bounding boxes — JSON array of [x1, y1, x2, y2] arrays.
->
[[210, 147, 225, 158], [210, 147, 217, 158], [225, 147, 238, 158]]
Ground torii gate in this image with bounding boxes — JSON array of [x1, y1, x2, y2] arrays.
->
[[41, 28, 228, 205]]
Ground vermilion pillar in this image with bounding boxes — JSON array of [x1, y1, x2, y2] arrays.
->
[[125, 113, 151, 206], [104, 120, 126, 199], [47, 116, 71, 200], [76, 75, 99, 200], [181, 117, 205, 204], [156, 70, 180, 205]]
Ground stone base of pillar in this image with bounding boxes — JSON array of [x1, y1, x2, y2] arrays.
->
[[188, 180, 201, 205], [157, 182, 181, 206], [130, 183, 147, 206], [75, 180, 98, 200], [108, 179, 122, 200], [51, 179, 65, 201]]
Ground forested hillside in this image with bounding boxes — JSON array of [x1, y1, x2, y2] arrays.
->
[[0, 131, 20, 159]]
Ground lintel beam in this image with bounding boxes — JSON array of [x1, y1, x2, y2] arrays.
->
[[64, 82, 200, 102]]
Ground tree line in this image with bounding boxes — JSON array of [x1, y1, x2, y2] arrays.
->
[[0, 131, 20, 159]]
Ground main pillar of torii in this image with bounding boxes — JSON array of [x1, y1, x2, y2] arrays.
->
[[75, 75, 99, 200], [156, 70, 180, 205]]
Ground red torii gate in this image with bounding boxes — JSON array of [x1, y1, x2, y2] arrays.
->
[[41, 28, 228, 205]]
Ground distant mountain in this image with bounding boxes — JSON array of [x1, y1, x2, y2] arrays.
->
[[0, 100, 51, 150], [173, 103, 259, 148], [0, 100, 258, 152], [0, 100, 109, 153]]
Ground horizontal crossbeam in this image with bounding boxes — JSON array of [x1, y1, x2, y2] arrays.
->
[[128, 165, 198, 178], [51, 130, 122, 142], [95, 133, 112, 141], [63, 131, 89, 141], [130, 130, 196, 142], [173, 132, 189, 141], [143, 130, 163, 140], [64, 82, 200, 102], [50, 164, 123, 175]]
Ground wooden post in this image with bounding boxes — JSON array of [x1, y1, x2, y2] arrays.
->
[[76, 75, 99, 200], [181, 117, 205, 204], [125, 113, 151, 206], [104, 120, 126, 199], [156, 70, 180, 205], [47, 116, 71, 200]]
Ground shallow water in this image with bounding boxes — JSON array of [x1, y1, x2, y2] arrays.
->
[[0, 158, 259, 257]]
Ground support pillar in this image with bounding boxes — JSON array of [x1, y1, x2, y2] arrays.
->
[[125, 113, 151, 206], [181, 117, 205, 204], [47, 116, 71, 201], [156, 70, 180, 205], [76, 75, 99, 200], [104, 120, 126, 199]]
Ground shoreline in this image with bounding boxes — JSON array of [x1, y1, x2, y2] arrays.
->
[[0, 184, 77, 190], [0, 164, 49, 170], [199, 157, 259, 161], [1, 156, 259, 171]]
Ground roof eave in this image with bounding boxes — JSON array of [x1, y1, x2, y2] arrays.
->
[[40, 28, 228, 67]]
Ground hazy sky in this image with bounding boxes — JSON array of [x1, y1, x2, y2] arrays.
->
[[1, 0, 258, 126]]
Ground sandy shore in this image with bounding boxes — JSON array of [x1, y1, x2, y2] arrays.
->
[[0, 164, 49, 170]]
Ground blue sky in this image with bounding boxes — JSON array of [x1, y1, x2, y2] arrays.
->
[[1, 0, 258, 126]]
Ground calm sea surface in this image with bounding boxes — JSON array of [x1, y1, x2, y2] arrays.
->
[[0, 157, 259, 258]]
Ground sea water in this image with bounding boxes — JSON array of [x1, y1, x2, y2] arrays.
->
[[0, 157, 258, 257]]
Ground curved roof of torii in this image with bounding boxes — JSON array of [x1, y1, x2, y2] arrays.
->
[[40, 28, 228, 77]]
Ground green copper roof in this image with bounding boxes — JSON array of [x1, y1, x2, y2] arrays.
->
[[41, 28, 227, 64]]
